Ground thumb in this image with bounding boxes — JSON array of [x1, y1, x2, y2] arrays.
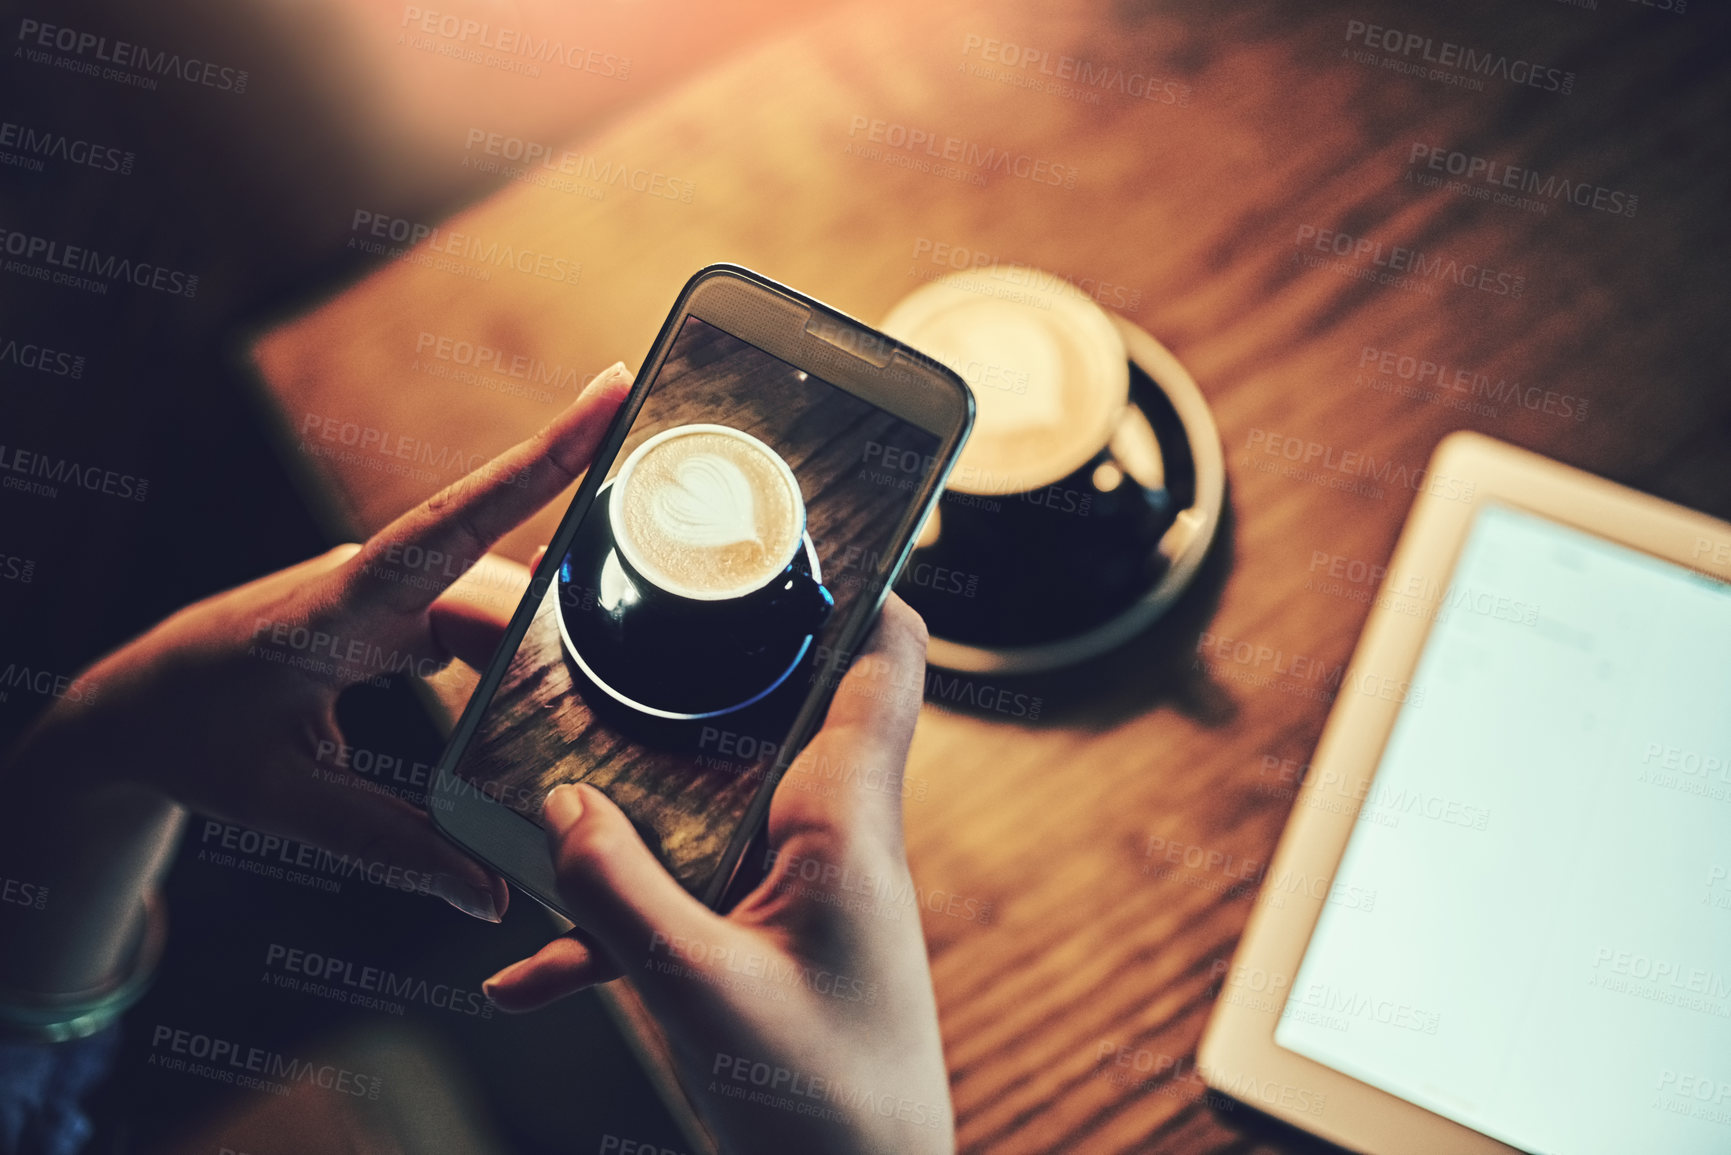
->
[[538, 785, 720, 977]]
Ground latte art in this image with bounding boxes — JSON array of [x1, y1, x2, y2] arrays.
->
[[881, 268, 1130, 496], [653, 454, 760, 550], [614, 426, 804, 600]]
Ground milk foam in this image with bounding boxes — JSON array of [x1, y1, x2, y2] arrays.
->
[[882, 271, 1130, 495], [614, 426, 802, 600], [651, 454, 760, 549]]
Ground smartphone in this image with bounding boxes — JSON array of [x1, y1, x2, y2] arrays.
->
[[430, 265, 974, 914]]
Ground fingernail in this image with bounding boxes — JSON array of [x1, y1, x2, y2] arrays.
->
[[443, 875, 501, 923], [543, 784, 585, 835], [482, 958, 527, 994], [584, 361, 630, 394]]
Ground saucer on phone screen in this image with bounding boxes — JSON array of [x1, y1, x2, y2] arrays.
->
[[554, 481, 824, 720]]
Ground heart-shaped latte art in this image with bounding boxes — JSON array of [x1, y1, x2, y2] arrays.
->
[[650, 453, 760, 548]]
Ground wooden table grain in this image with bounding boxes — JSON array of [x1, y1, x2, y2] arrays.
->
[[250, 0, 1731, 1150]]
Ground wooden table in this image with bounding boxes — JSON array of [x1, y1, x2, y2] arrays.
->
[[250, 0, 1731, 1150]]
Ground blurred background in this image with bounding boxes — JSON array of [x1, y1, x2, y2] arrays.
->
[[3, 0, 1728, 1151]]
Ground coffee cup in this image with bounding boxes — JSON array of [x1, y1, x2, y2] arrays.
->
[[880, 266, 1191, 660], [565, 423, 832, 716], [893, 268, 1133, 500]]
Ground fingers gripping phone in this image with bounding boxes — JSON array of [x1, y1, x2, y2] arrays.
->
[[430, 266, 974, 913]]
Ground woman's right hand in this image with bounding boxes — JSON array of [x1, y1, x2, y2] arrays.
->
[[484, 596, 955, 1155]]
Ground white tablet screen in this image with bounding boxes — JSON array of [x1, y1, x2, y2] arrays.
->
[[1276, 504, 1731, 1155]]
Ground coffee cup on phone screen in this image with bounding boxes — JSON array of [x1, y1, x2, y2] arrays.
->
[[605, 423, 833, 657]]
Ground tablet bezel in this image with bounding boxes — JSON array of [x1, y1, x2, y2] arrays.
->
[[1197, 430, 1731, 1155]]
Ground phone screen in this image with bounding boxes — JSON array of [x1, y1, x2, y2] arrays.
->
[[449, 315, 944, 896]]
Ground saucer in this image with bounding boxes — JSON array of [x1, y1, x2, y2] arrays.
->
[[554, 482, 825, 720], [903, 316, 1223, 674]]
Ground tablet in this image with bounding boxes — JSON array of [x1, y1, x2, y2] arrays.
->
[[1198, 432, 1731, 1155]]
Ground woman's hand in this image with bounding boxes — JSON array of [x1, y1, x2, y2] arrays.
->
[[2, 364, 631, 926], [484, 596, 955, 1155]]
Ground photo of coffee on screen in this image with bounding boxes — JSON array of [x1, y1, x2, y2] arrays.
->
[[450, 317, 941, 895], [612, 424, 806, 600]]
